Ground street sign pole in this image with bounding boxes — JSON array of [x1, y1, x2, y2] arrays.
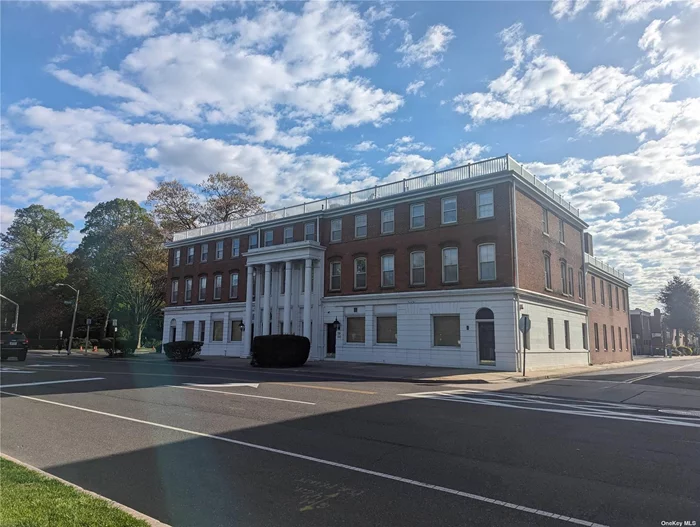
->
[[84, 318, 92, 355], [518, 315, 531, 377]]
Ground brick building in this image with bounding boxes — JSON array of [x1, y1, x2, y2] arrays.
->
[[163, 155, 632, 371]]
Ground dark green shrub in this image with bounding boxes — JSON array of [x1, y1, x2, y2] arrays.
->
[[251, 335, 310, 367], [163, 340, 202, 360], [101, 337, 137, 357]]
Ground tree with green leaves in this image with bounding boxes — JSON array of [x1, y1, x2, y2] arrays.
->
[[0, 205, 73, 335], [658, 276, 700, 346], [147, 172, 264, 236]]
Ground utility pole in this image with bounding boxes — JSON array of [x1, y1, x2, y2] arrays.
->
[[56, 283, 79, 355], [0, 294, 19, 331]]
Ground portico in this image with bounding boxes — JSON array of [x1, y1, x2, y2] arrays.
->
[[242, 240, 326, 356]]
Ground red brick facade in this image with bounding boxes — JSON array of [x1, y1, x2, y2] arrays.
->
[[587, 271, 632, 364]]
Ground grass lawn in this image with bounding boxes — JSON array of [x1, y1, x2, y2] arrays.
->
[[0, 457, 149, 527]]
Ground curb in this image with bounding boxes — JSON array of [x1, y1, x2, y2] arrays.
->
[[508, 355, 700, 383], [0, 453, 170, 527]]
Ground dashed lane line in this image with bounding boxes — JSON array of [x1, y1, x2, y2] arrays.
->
[[170, 385, 316, 405], [0, 389, 608, 527], [0, 377, 105, 388], [269, 382, 377, 395]]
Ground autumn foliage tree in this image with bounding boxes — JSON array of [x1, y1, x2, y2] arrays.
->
[[147, 173, 264, 236]]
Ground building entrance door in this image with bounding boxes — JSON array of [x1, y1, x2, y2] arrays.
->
[[326, 323, 336, 358]]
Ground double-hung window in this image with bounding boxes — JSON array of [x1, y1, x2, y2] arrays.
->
[[264, 230, 273, 247], [568, 267, 574, 297], [600, 279, 605, 305], [442, 247, 458, 283], [200, 243, 208, 262], [355, 214, 367, 238], [477, 189, 494, 219], [381, 209, 394, 234], [229, 272, 239, 299], [215, 240, 223, 260], [249, 233, 258, 250], [542, 208, 549, 234], [441, 197, 457, 224], [232, 238, 240, 257], [173, 249, 181, 266], [381, 255, 395, 287], [171, 280, 178, 303], [410, 251, 425, 285], [184, 278, 192, 302], [559, 218, 565, 243], [561, 261, 568, 294], [304, 222, 315, 241], [330, 219, 341, 242], [284, 226, 294, 244], [213, 274, 222, 300], [578, 270, 584, 298], [608, 283, 613, 308], [187, 246, 195, 264], [198, 276, 207, 301], [354, 258, 367, 289], [329, 262, 341, 291], [478, 243, 496, 281], [591, 275, 597, 302], [544, 253, 552, 289], [410, 203, 425, 229]]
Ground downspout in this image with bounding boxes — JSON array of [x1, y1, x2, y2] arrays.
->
[[510, 179, 522, 373]]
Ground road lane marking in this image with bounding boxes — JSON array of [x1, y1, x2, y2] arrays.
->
[[171, 385, 315, 405], [667, 375, 700, 380], [269, 382, 377, 395], [624, 362, 697, 384], [185, 382, 259, 388], [0, 377, 104, 388], [399, 390, 700, 428], [0, 368, 36, 374], [0, 390, 607, 527]]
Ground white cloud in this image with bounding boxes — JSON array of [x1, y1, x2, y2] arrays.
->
[[436, 143, 489, 168], [65, 29, 105, 55], [0, 204, 15, 233], [364, 3, 393, 23], [639, 5, 700, 79], [386, 142, 489, 180], [389, 136, 432, 153], [397, 24, 455, 68], [551, 0, 591, 19], [551, 0, 675, 21], [352, 140, 377, 152], [406, 80, 425, 96], [92, 2, 161, 37]]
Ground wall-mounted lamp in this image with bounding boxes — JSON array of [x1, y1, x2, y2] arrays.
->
[[332, 318, 341, 332]]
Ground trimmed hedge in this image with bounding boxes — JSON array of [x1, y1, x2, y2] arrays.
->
[[101, 338, 138, 357], [163, 340, 202, 360], [251, 335, 310, 368]]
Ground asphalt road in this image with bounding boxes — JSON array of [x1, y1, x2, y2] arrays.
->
[[2, 353, 700, 527]]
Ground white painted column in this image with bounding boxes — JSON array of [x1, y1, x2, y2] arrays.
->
[[254, 266, 262, 336], [244, 266, 254, 356], [283, 260, 292, 334], [262, 263, 272, 336], [303, 258, 312, 339]]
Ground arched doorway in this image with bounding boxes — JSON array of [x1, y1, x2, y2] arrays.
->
[[169, 319, 177, 343], [476, 308, 495, 364]]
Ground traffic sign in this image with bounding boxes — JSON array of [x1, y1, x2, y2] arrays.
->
[[112, 319, 118, 327], [519, 315, 531, 333], [86, 318, 92, 326]]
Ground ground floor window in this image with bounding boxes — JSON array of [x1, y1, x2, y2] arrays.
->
[[547, 318, 555, 349], [230, 320, 242, 341], [376, 316, 397, 344], [433, 315, 460, 347], [582, 323, 588, 350], [199, 321, 206, 342], [184, 321, 194, 341], [593, 323, 599, 351], [347, 317, 365, 343], [212, 320, 224, 341]]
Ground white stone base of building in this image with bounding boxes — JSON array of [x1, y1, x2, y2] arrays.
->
[[163, 287, 590, 372]]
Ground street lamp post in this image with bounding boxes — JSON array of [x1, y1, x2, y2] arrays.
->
[[56, 283, 79, 355], [0, 294, 19, 331]]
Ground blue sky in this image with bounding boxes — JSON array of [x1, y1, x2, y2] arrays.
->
[[1, 0, 699, 309]]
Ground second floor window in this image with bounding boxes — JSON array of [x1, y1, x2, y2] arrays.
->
[[544, 253, 552, 289], [249, 233, 258, 250], [622, 291, 626, 311], [441, 197, 457, 224], [603, 324, 608, 350], [381, 254, 395, 287], [542, 208, 549, 234], [591, 275, 597, 302], [201, 243, 208, 262], [559, 218, 565, 243], [284, 226, 293, 244], [198, 276, 207, 301], [381, 209, 394, 234], [187, 246, 194, 264], [330, 262, 341, 291], [615, 287, 620, 310], [608, 283, 613, 307], [442, 247, 458, 283], [354, 257, 367, 289], [410, 251, 425, 285], [600, 279, 605, 305], [171, 280, 178, 303], [215, 240, 223, 260], [264, 230, 273, 247], [561, 261, 568, 294], [213, 274, 222, 300], [229, 272, 239, 299], [173, 249, 181, 266], [232, 238, 240, 257], [478, 243, 496, 281], [568, 267, 574, 297], [578, 270, 584, 298], [330, 219, 342, 242], [304, 222, 315, 241], [184, 278, 192, 302], [594, 323, 599, 350], [355, 214, 367, 238], [477, 189, 494, 219], [411, 203, 425, 229]]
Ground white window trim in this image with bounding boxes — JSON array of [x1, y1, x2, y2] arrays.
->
[[476, 189, 495, 219], [477, 243, 496, 281], [381, 208, 394, 234], [171, 280, 178, 303], [354, 257, 367, 289], [198, 276, 207, 301], [283, 226, 294, 244], [381, 254, 395, 287], [410, 250, 426, 285], [345, 316, 366, 344], [304, 222, 315, 241], [232, 238, 240, 257], [264, 230, 274, 247], [354, 214, 367, 239], [329, 261, 341, 291], [184, 278, 193, 303], [441, 247, 459, 284], [229, 272, 239, 299], [432, 314, 461, 348], [187, 246, 195, 264], [375, 316, 398, 345], [559, 218, 565, 244], [200, 243, 208, 262], [410, 203, 425, 230], [330, 219, 342, 242], [213, 274, 222, 300], [542, 208, 549, 235], [174, 249, 181, 266], [544, 253, 552, 290], [441, 197, 457, 225], [215, 241, 224, 260], [249, 233, 258, 249]]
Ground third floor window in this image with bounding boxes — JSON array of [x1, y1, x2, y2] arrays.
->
[[284, 226, 294, 244], [411, 203, 425, 229], [187, 246, 194, 264], [173, 249, 181, 266], [559, 218, 565, 243], [542, 208, 549, 234], [215, 240, 223, 260], [249, 233, 258, 250], [477, 189, 494, 219], [201, 243, 208, 262], [441, 197, 457, 224], [591, 275, 596, 302], [330, 219, 342, 242], [264, 230, 273, 247], [355, 214, 367, 238], [305, 222, 315, 241], [544, 253, 552, 289], [381, 209, 394, 234], [232, 238, 240, 257]]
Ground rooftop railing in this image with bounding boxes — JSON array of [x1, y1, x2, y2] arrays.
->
[[172, 154, 579, 242], [585, 253, 625, 280]]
